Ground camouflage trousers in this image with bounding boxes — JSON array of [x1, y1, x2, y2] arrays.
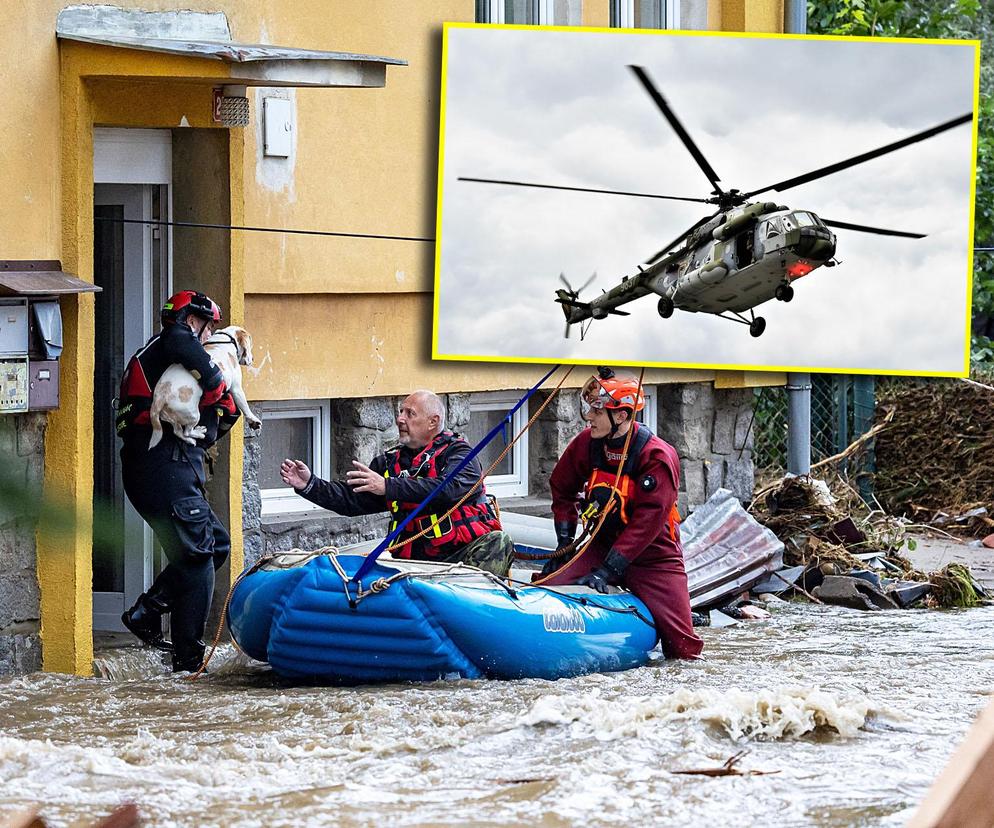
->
[[456, 530, 515, 577]]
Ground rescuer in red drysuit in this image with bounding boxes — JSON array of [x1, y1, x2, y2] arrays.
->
[[539, 368, 703, 660]]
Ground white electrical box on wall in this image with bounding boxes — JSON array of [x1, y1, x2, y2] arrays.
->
[[263, 97, 293, 157]]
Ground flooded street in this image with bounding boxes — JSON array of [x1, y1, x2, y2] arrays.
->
[[1, 603, 993, 827]]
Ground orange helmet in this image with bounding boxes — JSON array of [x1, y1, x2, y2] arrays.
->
[[581, 367, 645, 413]]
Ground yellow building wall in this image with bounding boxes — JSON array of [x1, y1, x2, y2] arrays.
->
[[714, 0, 784, 31]]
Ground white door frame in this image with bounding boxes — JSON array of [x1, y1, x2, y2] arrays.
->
[[92, 128, 173, 631]]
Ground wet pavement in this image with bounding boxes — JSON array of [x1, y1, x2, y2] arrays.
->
[[2, 600, 993, 827]]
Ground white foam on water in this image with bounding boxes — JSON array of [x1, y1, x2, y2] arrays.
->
[[519, 685, 888, 741]]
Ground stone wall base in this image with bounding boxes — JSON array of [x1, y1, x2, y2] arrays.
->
[[0, 413, 46, 678]]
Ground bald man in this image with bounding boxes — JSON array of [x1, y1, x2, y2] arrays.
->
[[280, 390, 514, 576]]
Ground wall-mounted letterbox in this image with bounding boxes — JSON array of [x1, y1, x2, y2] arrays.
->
[[0, 261, 101, 414]]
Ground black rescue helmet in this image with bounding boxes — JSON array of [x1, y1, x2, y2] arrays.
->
[[161, 290, 223, 328]]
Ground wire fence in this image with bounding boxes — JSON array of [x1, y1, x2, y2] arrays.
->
[[753, 376, 877, 483]]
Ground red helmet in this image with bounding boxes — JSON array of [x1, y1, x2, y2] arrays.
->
[[161, 290, 222, 327], [581, 367, 645, 413]]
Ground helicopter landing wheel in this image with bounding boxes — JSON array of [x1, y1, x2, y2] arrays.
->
[[749, 317, 766, 338], [657, 296, 675, 318], [775, 283, 794, 302]]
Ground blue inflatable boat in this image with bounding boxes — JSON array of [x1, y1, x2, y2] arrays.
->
[[227, 493, 785, 684], [228, 548, 658, 683]]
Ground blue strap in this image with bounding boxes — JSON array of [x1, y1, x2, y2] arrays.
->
[[352, 365, 560, 582]]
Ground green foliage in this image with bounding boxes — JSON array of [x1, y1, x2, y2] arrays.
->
[[808, 0, 994, 364], [974, 93, 994, 366], [806, 0, 980, 39]]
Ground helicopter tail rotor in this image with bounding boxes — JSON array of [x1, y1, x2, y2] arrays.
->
[[555, 272, 596, 338]]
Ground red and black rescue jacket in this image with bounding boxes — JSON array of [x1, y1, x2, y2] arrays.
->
[[116, 324, 224, 444], [383, 431, 501, 560], [297, 430, 501, 562]]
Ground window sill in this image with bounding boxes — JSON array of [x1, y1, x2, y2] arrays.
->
[[497, 495, 552, 518]]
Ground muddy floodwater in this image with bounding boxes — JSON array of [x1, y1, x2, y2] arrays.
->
[[1, 603, 993, 827]]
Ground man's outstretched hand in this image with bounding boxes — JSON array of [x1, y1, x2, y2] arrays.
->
[[280, 459, 312, 490], [346, 461, 386, 496]]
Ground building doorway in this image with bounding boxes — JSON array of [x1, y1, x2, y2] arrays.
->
[[91, 129, 172, 631]]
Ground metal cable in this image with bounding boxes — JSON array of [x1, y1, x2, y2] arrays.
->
[[93, 215, 434, 243]]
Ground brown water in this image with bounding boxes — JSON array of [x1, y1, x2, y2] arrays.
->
[[1, 603, 992, 827]]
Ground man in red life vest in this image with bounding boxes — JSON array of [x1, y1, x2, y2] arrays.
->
[[279, 390, 515, 577], [539, 368, 703, 660]]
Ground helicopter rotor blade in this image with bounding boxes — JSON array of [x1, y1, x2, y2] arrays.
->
[[458, 177, 709, 204], [742, 113, 972, 199], [628, 65, 724, 195], [558, 272, 571, 290], [644, 210, 722, 265], [821, 218, 925, 239], [578, 271, 597, 293]]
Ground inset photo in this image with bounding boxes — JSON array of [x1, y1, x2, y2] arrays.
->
[[433, 24, 979, 376]]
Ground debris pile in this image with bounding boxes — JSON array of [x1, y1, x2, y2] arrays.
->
[[873, 379, 994, 537], [747, 475, 988, 610]]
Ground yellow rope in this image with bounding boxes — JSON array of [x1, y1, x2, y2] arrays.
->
[[531, 368, 646, 585]]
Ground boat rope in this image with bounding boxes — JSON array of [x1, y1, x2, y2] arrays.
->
[[190, 534, 656, 680], [527, 368, 646, 584], [503, 575, 656, 628], [352, 364, 573, 581]]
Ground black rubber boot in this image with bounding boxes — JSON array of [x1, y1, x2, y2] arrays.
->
[[172, 641, 206, 674], [121, 588, 173, 652]]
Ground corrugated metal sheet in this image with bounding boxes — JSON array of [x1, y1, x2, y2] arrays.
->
[[681, 488, 784, 609]]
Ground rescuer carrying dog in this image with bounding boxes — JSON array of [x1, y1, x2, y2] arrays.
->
[[116, 290, 240, 673]]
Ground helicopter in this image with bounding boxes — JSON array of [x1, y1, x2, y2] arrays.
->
[[460, 65, 971, 338]]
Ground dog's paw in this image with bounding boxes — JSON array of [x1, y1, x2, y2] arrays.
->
[[248, 417, 263, 430], [189, 426, 208, 440]]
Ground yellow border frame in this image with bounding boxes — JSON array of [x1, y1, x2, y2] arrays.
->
[[431, 22, 981, 379]]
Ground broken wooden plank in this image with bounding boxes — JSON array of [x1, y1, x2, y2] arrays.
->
[[907, 697, 994, 827]]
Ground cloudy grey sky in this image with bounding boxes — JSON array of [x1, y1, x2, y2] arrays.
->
[[433, 27, 977, 375]]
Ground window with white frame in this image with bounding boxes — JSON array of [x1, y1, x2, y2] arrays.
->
[[463, 391, 529, 498], [611, 0, 706, 30], [477, 0, 582, 25], [635, 385, 657, 432], [257, 400, 331, 515]]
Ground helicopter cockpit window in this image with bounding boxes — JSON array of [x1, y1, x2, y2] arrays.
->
[[792, 211, 818, 228], [761, 218, 783, 238]]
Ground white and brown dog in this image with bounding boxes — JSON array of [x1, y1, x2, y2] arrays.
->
[[148, 325, 263, 449]]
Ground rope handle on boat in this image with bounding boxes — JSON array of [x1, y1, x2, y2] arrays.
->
[[528, 368, 645, 585], [352, 365, 574, 581]]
